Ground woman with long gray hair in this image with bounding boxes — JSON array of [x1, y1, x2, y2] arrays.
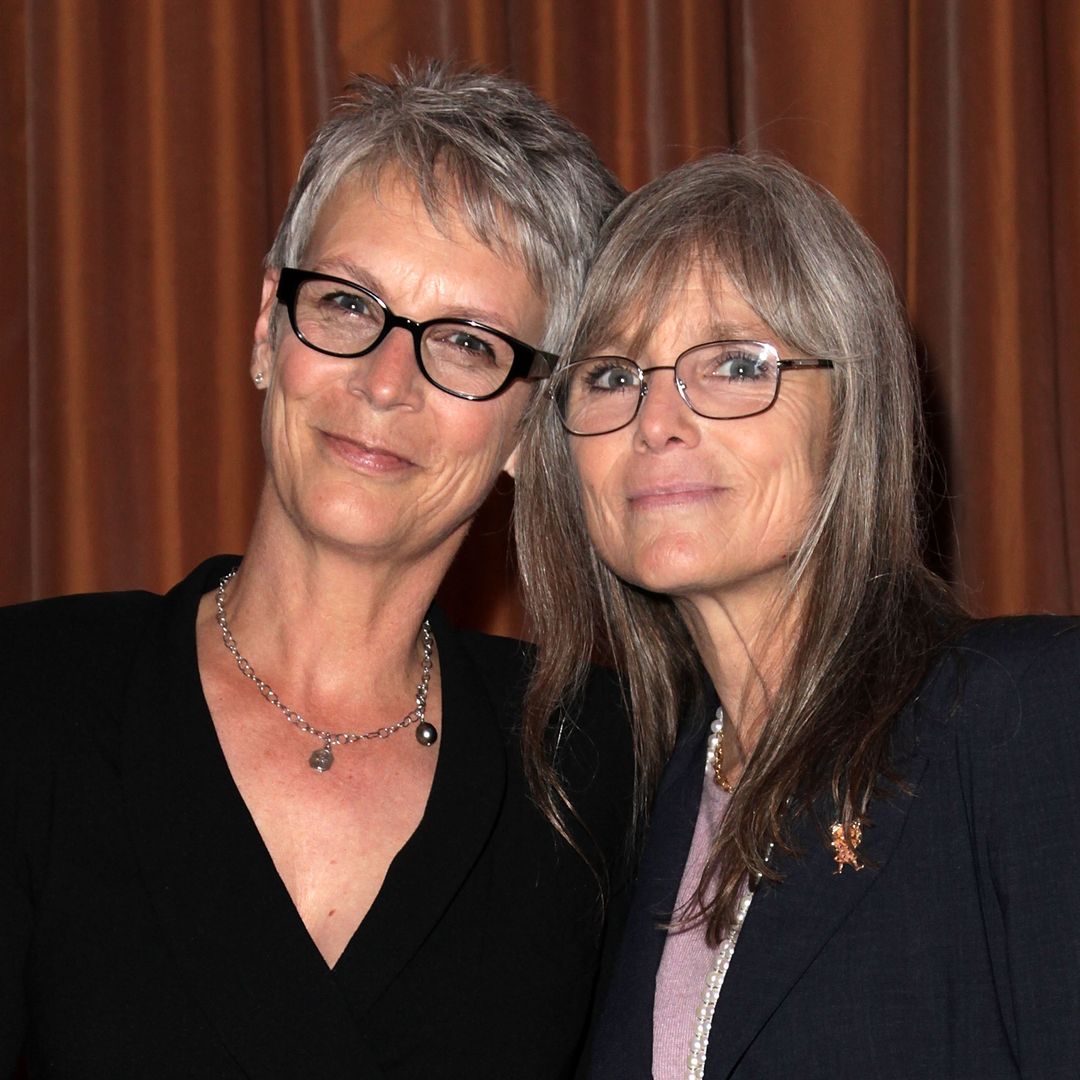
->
[[1, 64, 630, 1078], [514, 153, 1080, 1078]]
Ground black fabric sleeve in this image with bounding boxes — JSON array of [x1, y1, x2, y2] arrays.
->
[[960, 620, 1080, 1077]]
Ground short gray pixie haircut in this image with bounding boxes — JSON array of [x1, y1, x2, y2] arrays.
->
[[266, 61, 624, 353]]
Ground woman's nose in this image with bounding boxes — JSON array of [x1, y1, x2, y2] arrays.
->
[[346, 327, 424, 408], [635, 367, 700, 449]]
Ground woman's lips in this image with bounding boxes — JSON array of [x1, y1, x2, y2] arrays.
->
[[626, 482, 724, 511], [321, 431, 415, 472]]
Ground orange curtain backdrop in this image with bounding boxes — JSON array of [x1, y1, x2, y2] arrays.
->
[[905, 0, 1080, 613], [2, 0, 1077, 624]]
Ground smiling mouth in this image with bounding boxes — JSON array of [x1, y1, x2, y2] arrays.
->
[[627, 483, 724, 510], [321, 431, 415, 472]]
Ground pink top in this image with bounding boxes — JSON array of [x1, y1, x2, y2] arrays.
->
[[652, 766, 732, 1079]]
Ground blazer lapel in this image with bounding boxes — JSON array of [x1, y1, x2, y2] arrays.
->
[[331, 605, 507, 1016], [588, 707, 712, 1080], [121, 560, 380, 1078], [705, 740, 930, 1079]]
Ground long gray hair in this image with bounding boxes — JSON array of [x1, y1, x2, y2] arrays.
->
[[267, 61, 624, 353], [515, 153, 962, 939]]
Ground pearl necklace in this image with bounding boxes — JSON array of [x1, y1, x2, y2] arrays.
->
[[686, 705, 761, 1080], [685, 886, 753, 1078]]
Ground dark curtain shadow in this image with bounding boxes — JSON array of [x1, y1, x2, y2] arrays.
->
[[436, 476, 524, 638], [913, 333, 957, 588]]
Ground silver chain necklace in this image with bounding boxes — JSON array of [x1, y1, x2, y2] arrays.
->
[[215, 569, 437, 772]]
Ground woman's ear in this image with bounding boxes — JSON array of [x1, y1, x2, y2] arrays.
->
[[250, 271, 279, 387], [503, 445, 519, 479]]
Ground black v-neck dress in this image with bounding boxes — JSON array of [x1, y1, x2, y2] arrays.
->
[[0, 556, 633, 1078]]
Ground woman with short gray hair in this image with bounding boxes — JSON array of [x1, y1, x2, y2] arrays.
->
[[1, 64, 629, 1078], [515, 152, 1080, 1078]]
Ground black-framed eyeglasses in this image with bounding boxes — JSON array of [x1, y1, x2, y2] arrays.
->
[[549, 340, 834, 436], [276, 267, 557, 401]]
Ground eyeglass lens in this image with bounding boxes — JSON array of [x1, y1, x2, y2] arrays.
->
[[292, 276, 519, 398], [556, 341, 781, 434]]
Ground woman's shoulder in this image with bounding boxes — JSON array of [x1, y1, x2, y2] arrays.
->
[[0, 557, 234, 711], [941, 613, 1080, 696], [0, 589, 173, 807], [447, 620, 632, 829], [950, 613, 1080, 663], [449, 622, 533, 679], [0, 588, 164, 683], [914, 614, 1080, 752], [1, 586, 163, 627], [437, 622, 534, 728], [439, 620, 626, 732]]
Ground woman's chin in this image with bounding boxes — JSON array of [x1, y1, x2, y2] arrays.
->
[[611, 546, 790, 610], [267, 487, 409, 556], [609, 541, 718, 598]]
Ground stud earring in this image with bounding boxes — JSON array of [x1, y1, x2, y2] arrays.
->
[[253, 371, 265, 386]]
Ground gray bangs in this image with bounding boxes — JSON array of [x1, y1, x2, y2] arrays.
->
[[294, 151, 533, 291], [569, 153, 890, 367], [280, 135, 547, 314]]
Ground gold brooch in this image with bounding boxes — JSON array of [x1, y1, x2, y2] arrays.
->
[[830, 820, 864, 873]]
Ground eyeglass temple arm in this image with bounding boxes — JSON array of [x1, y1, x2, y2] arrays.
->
[[526, 350, 559, 380], [777, 358, 834, 371]]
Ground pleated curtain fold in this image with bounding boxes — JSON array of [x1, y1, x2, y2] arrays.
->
[[2, 0, 1076, 623]]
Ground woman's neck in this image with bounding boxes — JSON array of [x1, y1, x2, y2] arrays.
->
[[676, 584, 803, 766], [210, 507, 458, 710]]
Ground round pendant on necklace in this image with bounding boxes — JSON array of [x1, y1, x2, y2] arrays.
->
[[309, 745, 335, 772], [415, 721, 438, 747]]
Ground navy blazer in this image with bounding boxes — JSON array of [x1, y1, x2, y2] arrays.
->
[[588, 617, 1080, 1079], [0, 556, 633, 1079]]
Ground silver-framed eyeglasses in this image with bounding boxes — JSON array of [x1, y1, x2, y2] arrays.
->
[[549, 340, 834, 436], [276, 267, 556, 401]]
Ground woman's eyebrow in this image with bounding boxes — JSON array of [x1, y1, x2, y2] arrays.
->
[[432, 303, 520, 330], [701, 322, 773, 341], [599, 324, 777, 357], [310, 257, 379, 291], [308, 257, 521, 331]]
